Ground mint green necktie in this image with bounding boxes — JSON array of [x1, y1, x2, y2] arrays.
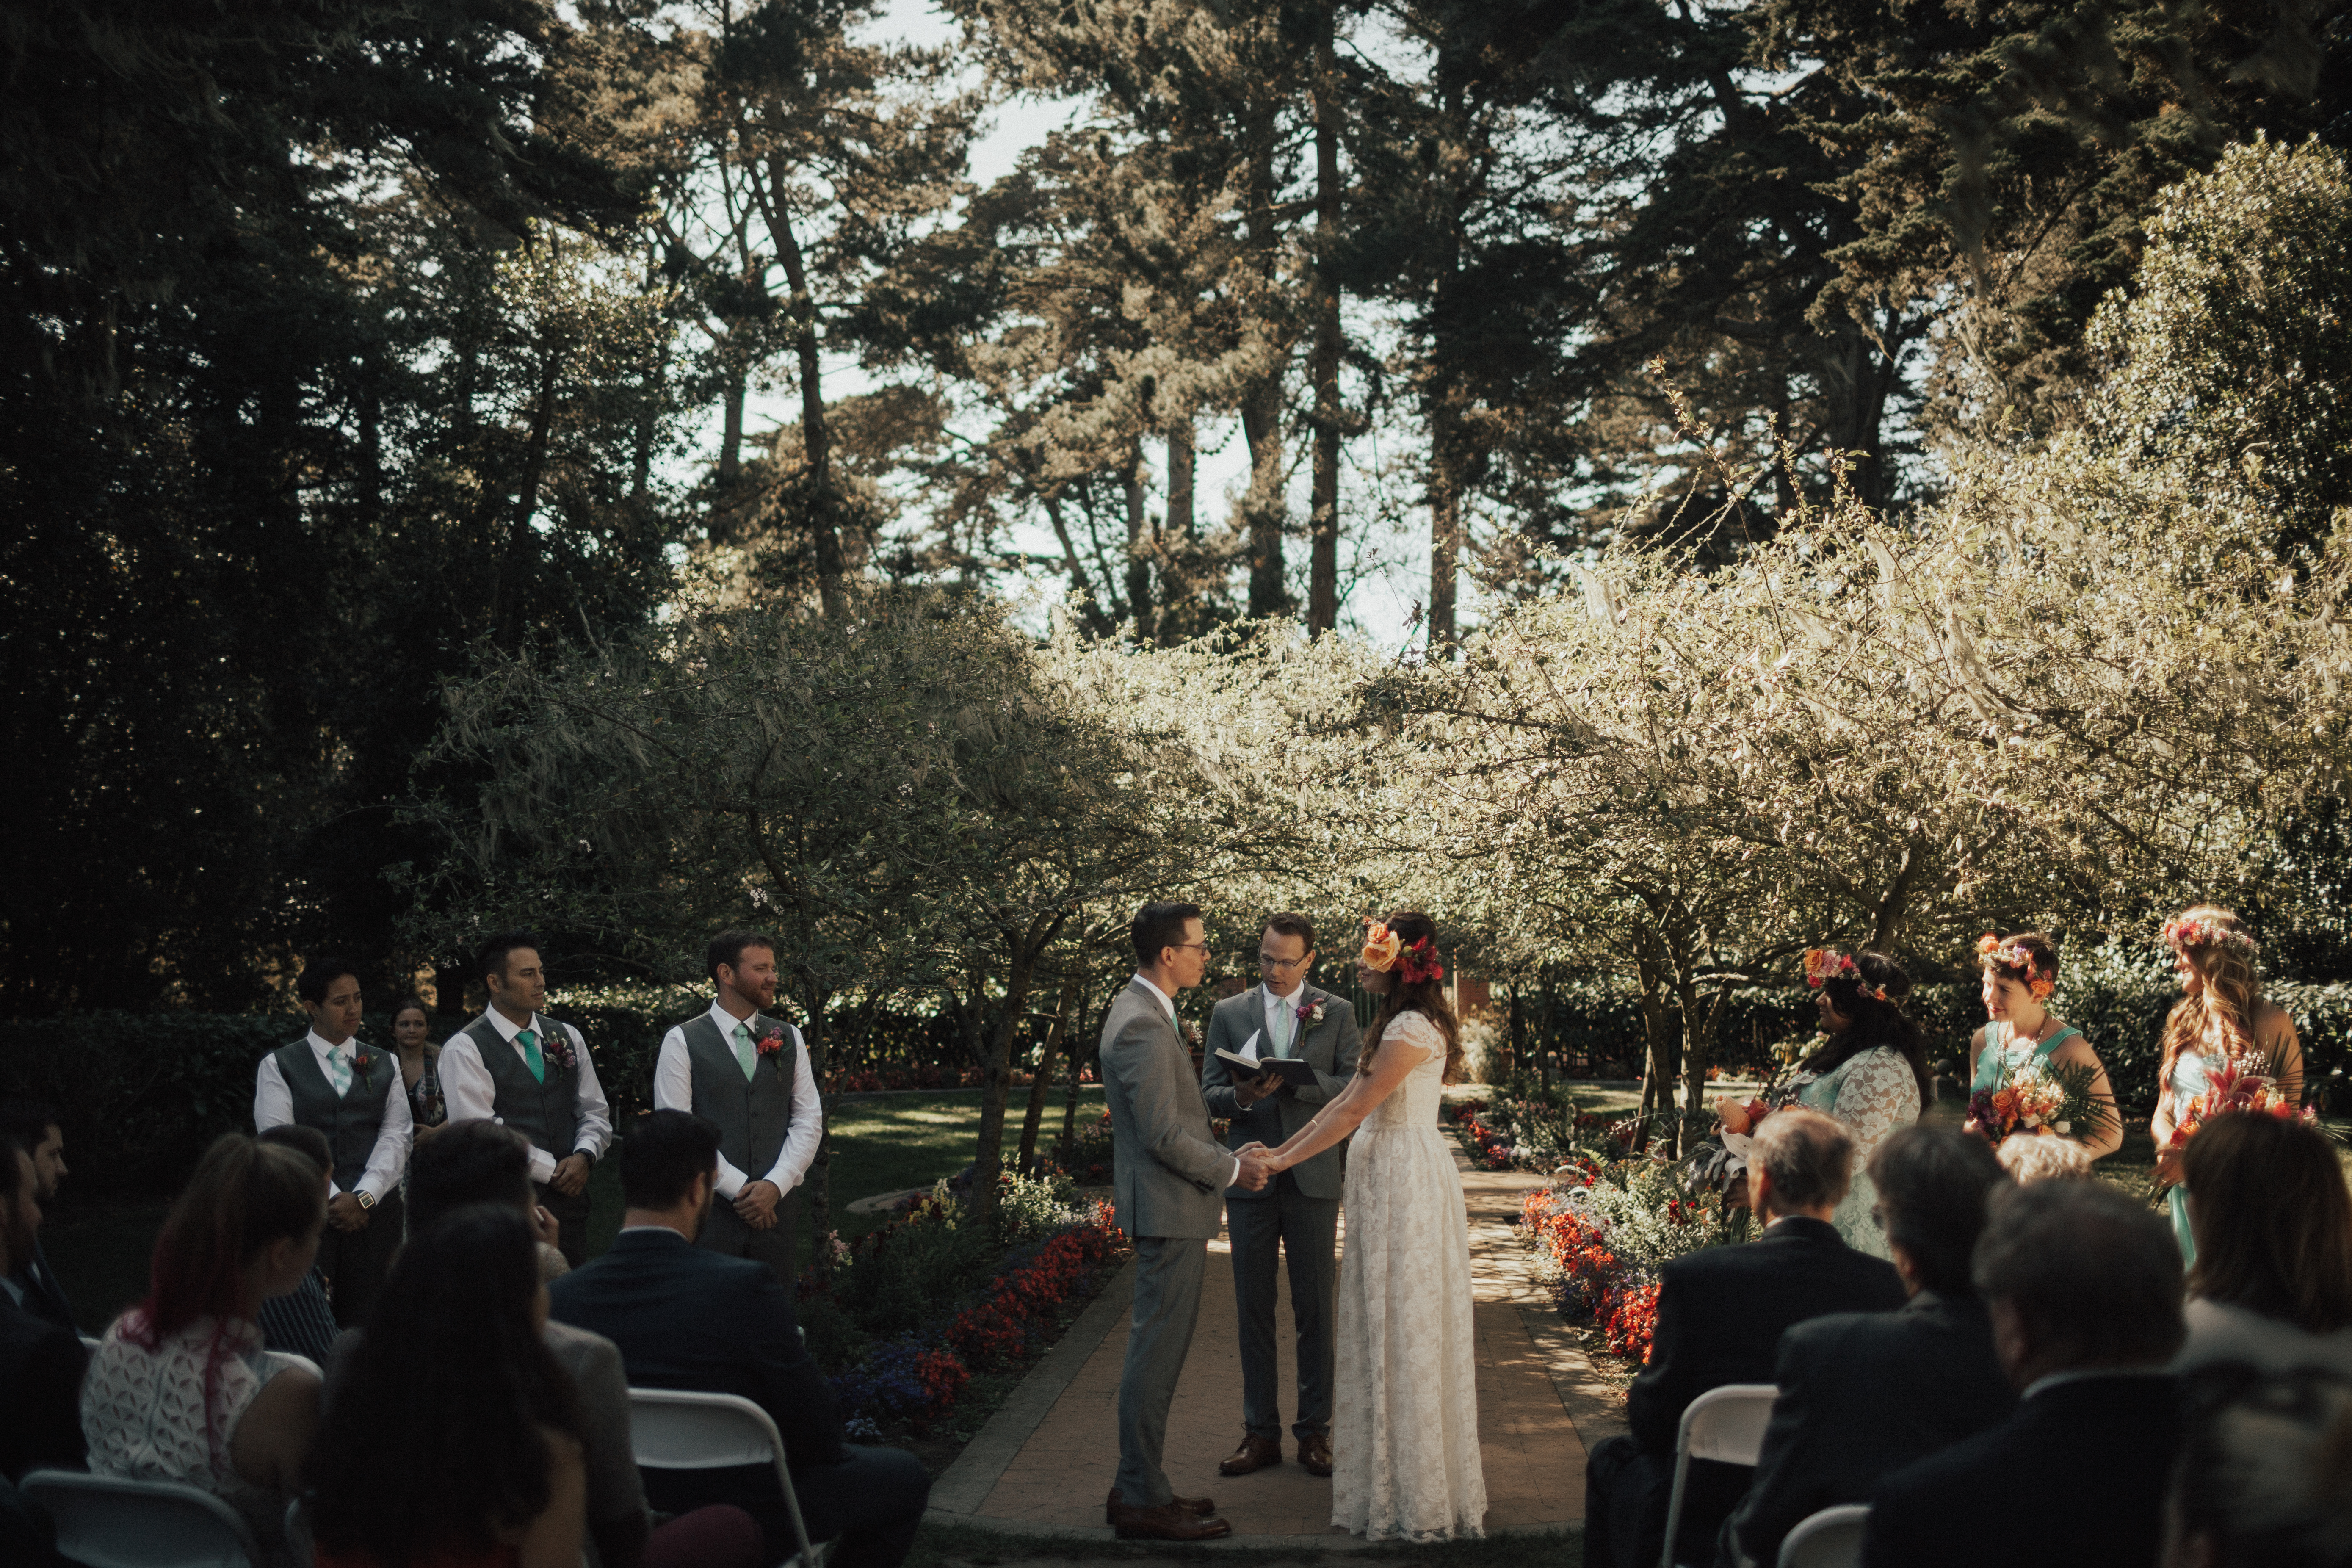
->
[[1270, 998, 1293, 1057], [518, 1027, 546, 1084], [733, 1022, 758, 1082], [325, 1044, 353, 1095]]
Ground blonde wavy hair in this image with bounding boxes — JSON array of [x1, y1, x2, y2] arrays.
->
[[2159, 904, 2275, 1084]]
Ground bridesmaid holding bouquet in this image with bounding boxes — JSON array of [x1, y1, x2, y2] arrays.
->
[[1966, 932, 2123, 1160]]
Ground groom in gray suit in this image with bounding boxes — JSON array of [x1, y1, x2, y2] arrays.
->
[[1101, 902, 1273, 1541], [1200, 912, 1359, 1479]]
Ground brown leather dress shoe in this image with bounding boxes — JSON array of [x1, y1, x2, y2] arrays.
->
[[1297, 1430, 1333, 1477], [1106, 1490, 1216, 1517], [1218, 1432, 1282, 1476], [1105, 1497, 1234, 1540]]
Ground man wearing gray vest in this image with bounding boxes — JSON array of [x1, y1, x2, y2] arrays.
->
[[652, 929, 821, 1287], [1200, 911, 1359, 1480], [253, 956, 412, 1325], [439, 929, 614, 1267]]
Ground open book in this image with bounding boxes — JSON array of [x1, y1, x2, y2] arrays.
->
[[1212, 1029, 1319, 1088]]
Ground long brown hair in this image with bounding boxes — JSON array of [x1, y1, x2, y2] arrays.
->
[[1357, 910, 1465, 1083], [2181, 1111, 2352, 1335], [2160, 905, 2272, 1084]]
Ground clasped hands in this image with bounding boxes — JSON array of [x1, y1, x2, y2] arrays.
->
[[1233, 1142, 1288, 1192]]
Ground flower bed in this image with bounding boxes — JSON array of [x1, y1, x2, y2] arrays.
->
[[800, 1170, 1127, 1440], [1446, 1084, 1620, 1172], [1520, 1155, 1749, 1364]]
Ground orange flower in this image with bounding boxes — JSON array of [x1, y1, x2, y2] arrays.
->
[[1361, 920, 1402, 971]]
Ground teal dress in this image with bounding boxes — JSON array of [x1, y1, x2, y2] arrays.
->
[[1970, 1020, 2080, 1092], [2165, 1048, 2224, 1263], [1793, 1046, 1921, 1259]]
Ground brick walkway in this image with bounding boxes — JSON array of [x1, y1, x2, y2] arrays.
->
[[930, 1152, 1623, 1543]]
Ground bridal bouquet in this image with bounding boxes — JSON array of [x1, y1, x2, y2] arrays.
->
[[1964, 1059, 2110, 1144], [2162, 1057, 2314, 1155]]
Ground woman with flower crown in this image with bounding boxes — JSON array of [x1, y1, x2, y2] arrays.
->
[[2153, 906, 2305, 1260], [1247, 911, 1485, 1542], [1967, 931, 2123, 1161]]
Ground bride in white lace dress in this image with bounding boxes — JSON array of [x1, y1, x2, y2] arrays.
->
[[1250, 910, 1485, 1542]]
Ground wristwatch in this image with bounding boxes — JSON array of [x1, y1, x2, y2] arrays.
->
[[355, 1189, 376, 1211]]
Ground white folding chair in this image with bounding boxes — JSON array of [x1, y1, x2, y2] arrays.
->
[[627, 1388, 829, 1568], [1778, 1503, 1871, 1568], [17, 1469, 260, 1568], [1659, 1383, 1779, 1568]]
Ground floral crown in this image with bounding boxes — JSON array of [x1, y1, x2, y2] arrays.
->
[[1361, 920, 1445, 986], [1803, 948, 1890, 1002], [1976, 933, 2054, 1001], [2161, 913, 2259, 961]]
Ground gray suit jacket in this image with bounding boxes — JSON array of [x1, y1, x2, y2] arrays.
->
[[1200, 983, 1360, 1202], [1100, 979, 1234, 1239]]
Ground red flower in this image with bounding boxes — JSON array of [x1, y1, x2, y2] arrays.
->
[[756, 1030, 786, 1057]]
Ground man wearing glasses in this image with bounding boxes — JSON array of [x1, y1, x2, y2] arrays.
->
[[1201, 912, 1361, 1481]]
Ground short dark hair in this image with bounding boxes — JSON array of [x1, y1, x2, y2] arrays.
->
[[2169, 1365, 2352, 1568], [477, 930, 542, 985], [1263, 913, 1316, 952], [407, 1120, 536, 1234], [296, 957, 361, 1007], [0, 1100, 61, 1144], [1130, 902, 1202, 966], [1870, 1125, 2010, 1296], [0, 1133, 29, 1204], [256, 1123, 333, 1178], [1974, 1178, 2185, 1368], [707, 930, 778, 985], [1751, 1106, 1854, 1216], [618, 1110, 721, 1209]]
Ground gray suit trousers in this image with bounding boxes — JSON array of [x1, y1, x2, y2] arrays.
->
[[697, 1185, 799, 1290], [1228, 1172, 1338, 1441], [1116, 1234, 1209, 1507]]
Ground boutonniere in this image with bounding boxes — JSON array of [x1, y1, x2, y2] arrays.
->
[[757, 1028, 788, 1075], [351, 1049, 375, 1091], [1295, 1000, 1327, 1029], [1181, 1021, 1203, 1050], [542, 1027, 578, 1073]]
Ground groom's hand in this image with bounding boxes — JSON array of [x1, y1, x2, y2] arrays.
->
[[1235, 1147, 1274, 1191]]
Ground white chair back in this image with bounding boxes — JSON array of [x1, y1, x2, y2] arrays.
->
[[627, 1387, 828, 1568], [1659, 1383, 1780, 1568], [18, 1469, 259, 1568], [1778, 1503, 1871, 1568]]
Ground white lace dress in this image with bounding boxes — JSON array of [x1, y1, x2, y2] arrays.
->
[[1791, 1047, 1920, 1259], [1331, 1010, 1486, 1541]]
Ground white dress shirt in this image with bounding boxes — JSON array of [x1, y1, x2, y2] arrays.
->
[[1130, 974, 1241, 1189], [438, 1008, 615, 1183], [252, 1029, 415, 1201], [1263, 981, 1305, 1055], [653, 1001, 824, 1200]]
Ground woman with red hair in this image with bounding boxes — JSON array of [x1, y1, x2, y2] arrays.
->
[[80, 1134, 326, 1552]]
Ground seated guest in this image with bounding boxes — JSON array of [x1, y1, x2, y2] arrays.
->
[[311, 1205, 586, 1568], [1863, 1178, 2186, 1568], [1997, 1131, 2093, 1184], [252, 1125, 345, 1365], [80, 1135, 324, 1554], [551, 1111, 932, 1568], [2162, 1366, 2352, 1568], [0, 1132, 86, 1480], [356, 1119, 759, 1568], [1585, 1107, 1906, 1568], [0, 1101, 74, 1331], [1722, 1126, 2016, 1568], [2173, 1110, 2352, 1378]]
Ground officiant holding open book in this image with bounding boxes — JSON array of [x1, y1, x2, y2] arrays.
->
[[1200, 913, 1360, 1479]]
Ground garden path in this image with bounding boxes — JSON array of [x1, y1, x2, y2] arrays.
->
[[928, 1150, 1618, 1545]]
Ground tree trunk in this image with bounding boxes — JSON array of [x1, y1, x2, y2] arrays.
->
[[799, 985, 835, 1267], [970, 915, 1067, 1222], [1306, 13, 1343, 636], [1240, 99, 1286, 619], [494, 343, 564, 647], [1019, 976, 1080, 1173], [717, 357, 746, 491], [1634, 942, 1675, 1134], [1122, 442, 1155, 644], [1059, 977, 1100, 1169], [763, 167, 847, 618], [1167, 423, 1195, 539], [1429, 447, 1462, 649]]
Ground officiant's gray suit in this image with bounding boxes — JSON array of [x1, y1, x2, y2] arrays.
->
[[1100, 977, 1241, 1508], [1201, 982, 1359, 1445]]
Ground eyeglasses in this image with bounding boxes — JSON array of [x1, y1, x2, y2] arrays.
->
[[1257, 952, 1311, 972], [1172, 942, 1213, 957]]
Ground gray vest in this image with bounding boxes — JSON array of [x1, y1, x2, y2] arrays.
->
[[462, 1013, 580, 1161], [681, 1012, 803, 1179], [271, 1039, 395, 1193]]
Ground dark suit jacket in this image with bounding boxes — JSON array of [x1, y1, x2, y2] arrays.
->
[[1199, 984, 1359, 1202], [0, 1291, 88, 1481], [11, 1242, 75, 1335], [1627, 1216, 1907, 1456], [1862, 1372, 2182, 1568], [548, 1226, 845, 1517], [1724, 1291, 2015, 1567]]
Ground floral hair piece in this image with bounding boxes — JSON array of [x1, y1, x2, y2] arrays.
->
[[1360, 919, 1445, 985], [1398, 936, 1445, 986], [1803, 948, 1889, 1001], [2161, 913, 2259, 961], [1977, 933, 2055, 1001]]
